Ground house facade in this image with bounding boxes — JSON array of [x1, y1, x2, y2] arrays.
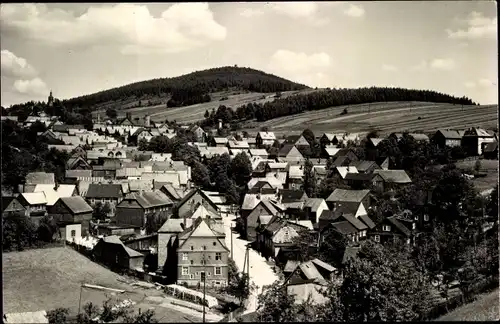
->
[[176, 218, 229, 288], [48, 196, 93, 238]]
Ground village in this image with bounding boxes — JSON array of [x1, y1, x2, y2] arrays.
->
[[2, 87, 499, 323]]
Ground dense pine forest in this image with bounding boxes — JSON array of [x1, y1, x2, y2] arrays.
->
[[202, 86, 477, 126], [61, 66, 309, 110]]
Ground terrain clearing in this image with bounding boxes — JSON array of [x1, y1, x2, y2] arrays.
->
[[455, 159, 499, 192], [92, 88, 320, 122], [241, 102, 498, 137], [2, 247, 200, 322], [435, 288, 499, 321]]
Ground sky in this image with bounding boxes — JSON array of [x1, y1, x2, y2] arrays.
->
[[0, 1, 498, 107]]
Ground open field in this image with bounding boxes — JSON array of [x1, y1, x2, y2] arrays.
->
[[2, 247, 198, 322], [455, 159, 499, 192], [92, 88, 321, 123], [241, 102, 498, 137], [435, 288, 499, 321]]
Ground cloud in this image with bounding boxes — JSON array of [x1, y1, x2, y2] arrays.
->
[[410, 60, 428, 71], [446, 11, 497, 40], [0, 3, 227, 55], [382, 64, 398, 72], [430, 58, 456, 70], [1, 50, 37, 78], [464, 81, 476, 88], [0, 49, 49, 101], [240, 8, 264, 18], [13, 77, 49, 96], [267, 2, 364, 22], [344, 4, 365, 18], [267, 50, 333, 88], [464, 78, 495, 89], [269, 49, 332, 74]]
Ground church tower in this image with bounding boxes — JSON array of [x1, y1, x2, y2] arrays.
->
[[48, 90, 54, 107]]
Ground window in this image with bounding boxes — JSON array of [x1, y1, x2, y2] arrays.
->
[[382, 225, 391, 232], [182, 253, 188, 261], [196, 272, 199, 276], [182, 267, 189, 276], [208, 272, 211, 277], [190, 274, 194, 279], [208, 255, 212, 260], [215, 267, 222, 275], [203, 245, 207, 250], [213, 242, 216, 246], [71, 230, 76, 237], [374, 235, 380, 243], [424, 214, 429, 222], [412, 223, 416, 230], [201, 260, 206, 265], [215, 253, 222, 261], [190, 246, 194, 251], [190, 260, 194, 265], [215, 281, 221, 286]]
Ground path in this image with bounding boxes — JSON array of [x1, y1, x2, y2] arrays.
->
[[222, 214, 279, 315]]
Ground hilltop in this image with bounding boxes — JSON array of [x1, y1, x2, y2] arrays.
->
[[63, 66, 309, 112]]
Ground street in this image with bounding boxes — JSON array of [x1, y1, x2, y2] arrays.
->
[[222, 214, 279, 315]]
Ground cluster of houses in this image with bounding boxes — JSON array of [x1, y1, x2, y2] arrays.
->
[[2, 106, 498, 305]]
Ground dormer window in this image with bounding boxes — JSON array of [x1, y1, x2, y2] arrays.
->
[[382, 225, 391, 232]]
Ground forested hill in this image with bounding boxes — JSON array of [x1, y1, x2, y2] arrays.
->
[[62, 66, 309, 110]]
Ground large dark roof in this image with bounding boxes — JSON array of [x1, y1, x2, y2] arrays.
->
[[279, 189, 305, 203], [86, 184, 123, 198], [387, 216, 411, 237], [278, 144, 296, 156]]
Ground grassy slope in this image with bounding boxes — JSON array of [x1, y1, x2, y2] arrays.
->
[[241, 102, 498, 137], [436, 288, 499, 321], [455, 159, 499, 192], [2, 247, 195, 322]]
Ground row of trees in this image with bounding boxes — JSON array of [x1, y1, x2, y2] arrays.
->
[[47, 297, 158, 324], [201, 87, 476, 127], [1, 120, 71, 192], [57, 66, 307, 112], [3, 213, 61, 252]]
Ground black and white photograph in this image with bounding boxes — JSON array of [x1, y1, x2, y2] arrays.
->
[[1, 1, 498, 323]]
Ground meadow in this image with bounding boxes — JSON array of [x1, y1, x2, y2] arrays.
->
[[2, 247, 196, 322], [435, 288, 499, 321]]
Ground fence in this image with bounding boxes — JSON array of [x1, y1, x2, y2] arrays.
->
[[424, 275, 499, 320]]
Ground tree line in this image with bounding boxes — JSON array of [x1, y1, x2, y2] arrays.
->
[[53, 66, 308, 112], [201, 87, 476, 128]]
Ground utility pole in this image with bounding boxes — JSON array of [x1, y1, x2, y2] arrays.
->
[[78, 284, 83, 319], [246, 244, 250, 287], [202, 252, 207, 323], [230, 223, 234, 260]]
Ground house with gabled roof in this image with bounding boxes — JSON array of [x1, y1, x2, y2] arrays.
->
[[319, 210, 369, 244], [303, 198, 329, 224], [24, 172, 55, 193], [116, 190, 173, 227], [256, 131, 276, 146], [247, 200, 282, 244], [278, 144, 304, 161], [259, 216, 311, 260], [176, 188, 219, 219], [85, 183, 124, 215], [320, 133, 340, 147], [372, 169, 412, 192], [368, 215, 412, 245], [326, 189, 371, 211], [462, 127, 496, 155], [249, 149, 269, 159], [1, 196, 26, 218], [17, 192, 48, 222], [285, 135, 311, 149], [48, 196, 93, 241], [349, 160, 381, 174], [431, 129, 465, 148], [93, 235, 145, 270], [176, 217, 230, 287]]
